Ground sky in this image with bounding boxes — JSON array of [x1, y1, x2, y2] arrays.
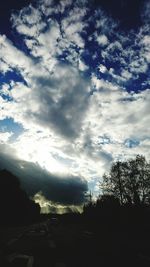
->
[[0, 0, 150, 213]]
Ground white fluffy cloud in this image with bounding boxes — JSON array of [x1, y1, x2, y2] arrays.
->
[[0, 132, 13, 143], [96, 34, 109, 46]]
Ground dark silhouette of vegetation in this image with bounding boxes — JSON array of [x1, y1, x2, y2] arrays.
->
[[0, 169, 40, 225], [102, 155, 150, 206], [83, 155, 150, 230]]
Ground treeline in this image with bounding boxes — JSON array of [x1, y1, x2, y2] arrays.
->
[[0, 170, 40, 226], [83, 155, 150, 230]]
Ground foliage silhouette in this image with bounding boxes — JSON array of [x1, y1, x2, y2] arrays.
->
[[0, 169, 40, 225], [83, 155, 150, 234], [101, 155, 150, 206]]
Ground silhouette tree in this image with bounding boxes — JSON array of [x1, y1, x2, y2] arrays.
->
[[0, 169, 40, 225], [96, 194, 120, 209], [102, 155, 150, 206], [83, 190, 95, 215]]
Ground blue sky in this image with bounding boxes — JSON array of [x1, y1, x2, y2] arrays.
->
[[0, 0, 149, 212]]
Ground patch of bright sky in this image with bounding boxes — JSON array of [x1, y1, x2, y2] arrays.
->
[[0, 118, 24, 142], [124, 139, 140, 149]]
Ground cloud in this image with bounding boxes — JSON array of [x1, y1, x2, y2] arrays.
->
[[0, 65, 90, 139], [96, 34, 109, 46], [0, 35, 90, 139], [0, 4, 90, 140], [0, 144, 88, 205], [98, 64, 107, 73], [0, 59, 11, 74], [29, 64, 90, 139], [78, 59, 88, 71], [0, 132, 13, 143], [33, 191, 83, 214]]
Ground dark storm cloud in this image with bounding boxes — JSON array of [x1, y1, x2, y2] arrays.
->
[[0, 145, 88, 205]]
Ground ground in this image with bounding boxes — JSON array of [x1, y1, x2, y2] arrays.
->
[[0, 214, 150, 267]]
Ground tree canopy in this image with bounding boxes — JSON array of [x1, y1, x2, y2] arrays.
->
[[102, 155, 150, 206]]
